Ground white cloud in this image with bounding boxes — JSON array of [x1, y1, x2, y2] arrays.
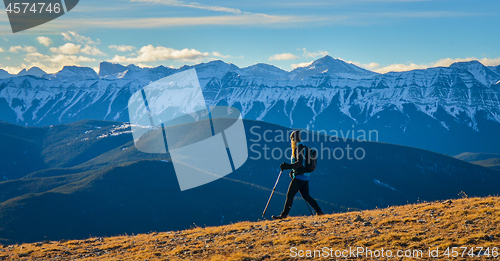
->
[[302, 48, 328, 58], [49, 43, 105, 56], [352, 62, 380, 69], [25, 52, 48, 61], [61, 31, 100, 45], [9, 46, 37, 53], [344, 60, 380, 70], [212, 52, 231, 59], [210, 52, 242, 59], [3, 66, 23, 74], [53, 32, 104, 56], [15, 10, 479, 31], [36, 36, 52, 47], [109, 45, 135, 52], [50, 43, 81, 55], [9, 46, 22, 53], [373, 63, 425, 73], [291, 61, 313, 69], [81, 45, 106, 56], [109, 45, 209, 63], [61, 32, 72, 41], [269, 53, 299, 61], [22, 51, 96, 73], [131, 0, 242, 14], [477, 57, 500, 67], [136, 63, 154, 68], [0, 47, 4, 52], [45, 14, 327, 29], [47, 54, 94, 64]]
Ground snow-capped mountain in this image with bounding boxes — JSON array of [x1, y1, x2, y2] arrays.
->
[[489, 65, 500, 75], [0, 69, 11, 79], [17, 67, 47, 78], [289, 56, 378, 80], [98, 62, 127, 78], [45, 66, 99, 82], [1, 55, 500, 155]]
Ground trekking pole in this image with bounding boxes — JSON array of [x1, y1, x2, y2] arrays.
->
[[304, 201, 314, 216], [262, 170, 283, 218]]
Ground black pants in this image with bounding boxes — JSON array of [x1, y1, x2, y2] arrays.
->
[[281, 178, 322, 217]]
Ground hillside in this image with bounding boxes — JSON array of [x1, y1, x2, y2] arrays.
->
[[1, 196, 498, 260], [0, 119, 162, 180], [1, 119, 500, 244], [471, 159, 500, 171], [455, 152, 500, 171], [455, 152, 500, 162]]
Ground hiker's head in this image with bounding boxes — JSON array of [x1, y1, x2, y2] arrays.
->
[[290, 130, 301, 144]]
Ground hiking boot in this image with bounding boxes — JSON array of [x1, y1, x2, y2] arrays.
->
[[272, 214, 287, 220], [316, 211, 325, 216]]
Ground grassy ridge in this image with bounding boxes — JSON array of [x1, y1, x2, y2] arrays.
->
[[0, 196, 498, 260], [471, 159, 500, 171], [455, 152, 500, 171]]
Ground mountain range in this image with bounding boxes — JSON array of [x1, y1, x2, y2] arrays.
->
[[1, 56, 500, 156]]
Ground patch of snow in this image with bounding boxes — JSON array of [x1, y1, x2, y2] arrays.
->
[[440, 121, 449, 130], [0, 58, 499, 132], [373, 179, 396, 191]]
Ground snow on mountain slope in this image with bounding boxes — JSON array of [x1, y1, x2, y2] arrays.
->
[[0, 69, 11, 79], [488, 65, 500, 75], [46, 66, 99, 82], [199, 61, 500, 131], [240, 63, 290, 80], [289, 56, 378, 80], [98, 62, 128, 78], [449, 61, 500, 86], [1, 55, 500, 154]]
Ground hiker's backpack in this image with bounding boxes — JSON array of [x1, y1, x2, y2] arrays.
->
[[304, 146, 317, 173]]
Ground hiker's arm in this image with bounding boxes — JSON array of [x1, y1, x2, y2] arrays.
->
[[280, 162, 291, 170], [280, 157, 302, 171]]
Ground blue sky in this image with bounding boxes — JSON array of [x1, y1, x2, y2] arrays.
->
[[0, 0, 499, 74]]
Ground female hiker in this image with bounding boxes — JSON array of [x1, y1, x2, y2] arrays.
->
[[272, 130, 324, 219]]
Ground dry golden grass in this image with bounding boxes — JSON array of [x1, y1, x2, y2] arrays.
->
[[1, 196, 499, 260]]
